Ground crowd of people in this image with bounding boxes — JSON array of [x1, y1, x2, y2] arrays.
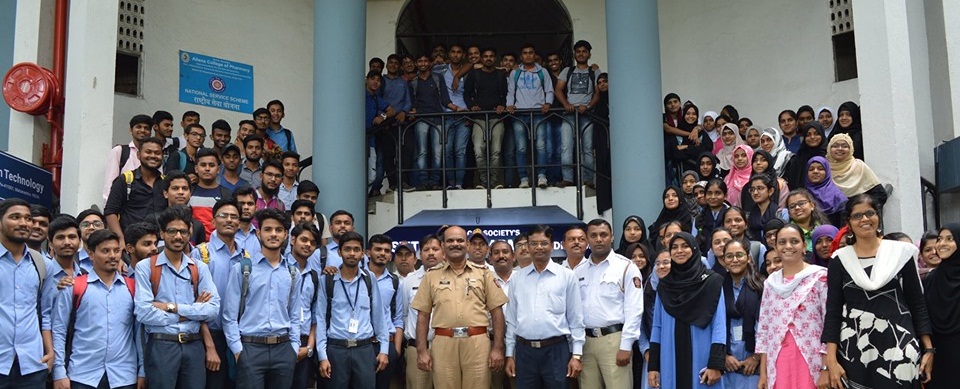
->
[[0, 40, 958, 389]]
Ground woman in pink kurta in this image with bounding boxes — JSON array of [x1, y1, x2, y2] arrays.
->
[[756, 224, 829, 388]]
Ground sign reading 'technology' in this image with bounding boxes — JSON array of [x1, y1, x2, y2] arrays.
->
[[0, 151, 52, 208], [179, 50, 253, 113]]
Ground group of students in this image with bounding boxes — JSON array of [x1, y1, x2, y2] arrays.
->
[[364, 40, 611, 194]]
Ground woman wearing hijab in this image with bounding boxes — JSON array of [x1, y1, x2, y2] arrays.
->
[[828, 101, 864, 160], [756, 224, 829, 389], [697, 152, 721, 181], [804, 156, 847, 225], [745, 174, 788, 244], [826, 134, 888, 206], [681, 170, 703, 220], [714, 123, 746, 173], [745, 149, 790, 210], [648, 233, 727, 389], [822, 195, 933, 389], [724, 144, 753, 207], [817, 106, 837, 139], [744, 127, 762, 150], [617, 215, 652, 257], [783, 122, 827, 190], [702, 110, 720, 144], [719, 239, 764, 388], [759, 127, 792, 177], [924, 223, 960, 389], [666, 103, 708, 183], [649, 186, 694, 245], [811, 224, 840, 267]]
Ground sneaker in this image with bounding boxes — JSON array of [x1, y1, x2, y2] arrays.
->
[[402, 183, 417, 192], [556, 180, 575, 188], [519, 179, 530, 188], [537, 176, 548, 188], [494, 184, 504, 189], [475, 184, 485, 190]]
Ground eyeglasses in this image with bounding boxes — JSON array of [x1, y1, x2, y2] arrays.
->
[[849, 210, 878, 220], [80, 221, 104, 229], [216, 213, 240, 220], [164, 228, 190, 236], [748, 187, 767, 193], [188, 132, 206, 139], [723, 252, 748, 261], [514, 243, 527, 248], [787, 200, 810, 210], [527, 241, 551, 248], [262, 172, 282, 179]]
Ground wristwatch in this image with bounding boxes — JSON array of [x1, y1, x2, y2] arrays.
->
[[307, 347, 314, 358], [166, 303, 176, 312], [572, 354, 582, 361]]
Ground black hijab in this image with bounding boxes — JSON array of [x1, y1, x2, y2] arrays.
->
[[658, 232, 724, 328], [697, 152, 721, 181], [741, 149, 781, 211], [831, 101, 864, 160], [650, 186, 694, 240], [617, 215, 651, 257], [784, 122, 827, 190], [723, 269, 762, 354], [925, 223, 960, 335]]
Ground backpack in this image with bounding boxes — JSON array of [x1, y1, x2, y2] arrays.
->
[[237, 256, 297, 321], [178, 150, 189, 172], [281, 129, 294, 152], [28, 248, 45, 323], [149, 254, 199, 299], [324, 269, 374, 330], [196, 242, 247, 265], [410, 74, 443, 103], [118, 144, 131, 171], [303, 269, 319, 320], [387, 272, 399, 322], [65, 274, 136, 369]]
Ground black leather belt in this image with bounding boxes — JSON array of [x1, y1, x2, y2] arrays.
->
[[405, 338, 418, 348], [150, 332, 202, 343], [240, 334, 290, 345], [328, 337, 375, 348], [586, 323, 624, 338], [517, 335, 567, 349]]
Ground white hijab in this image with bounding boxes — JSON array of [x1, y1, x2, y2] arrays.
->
[[766, 264, 826, 298], [835, 240, 919, 291], [817, 106, 837, 139], [760, 127, 792, 176], [702, 111, 720, 142]]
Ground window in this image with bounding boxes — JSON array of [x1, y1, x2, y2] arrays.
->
[[830, 0, 857, 81], [115, 0, 145, 95]]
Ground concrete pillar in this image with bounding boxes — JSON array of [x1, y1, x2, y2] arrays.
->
[[0, 0, 16, 151], [944, 0, 960, 138], [853, 0, 924, 236], [313, 0, 367, 234], [60, 0, 119, 214], [605, 0, 664, 231], [6, 0, 53, 162]]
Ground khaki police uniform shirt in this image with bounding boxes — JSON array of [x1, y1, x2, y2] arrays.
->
[[411, 261, 508, 328]]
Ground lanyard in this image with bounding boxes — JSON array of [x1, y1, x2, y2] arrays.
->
[[339, 276, 362, 313]]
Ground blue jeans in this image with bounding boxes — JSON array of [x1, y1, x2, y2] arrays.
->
[[368, 146, 384, 192], [512, 113, 548, 181], [560, 114, 595, 182], [443, 118, 471, 187], [415, 120, 442, 187]]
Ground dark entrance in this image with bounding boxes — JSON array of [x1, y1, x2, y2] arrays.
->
[[395, 0, 574, 61]]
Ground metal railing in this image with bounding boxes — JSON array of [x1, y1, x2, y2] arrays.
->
[[371, 108, 610, 224]]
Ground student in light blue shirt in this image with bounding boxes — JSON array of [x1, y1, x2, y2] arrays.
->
[[315, 231, 390, 388], [192, 198, 246, 388], [0, 198, 52, 387], [52, 230, 143, 389], [322, 210, 357, 272], [40, 216, 85, 337], [76, 208, 108, 273], [365, 234, 406, 389], [221, 208, 301, 388], [134, 205, 220, 389], [289, 222, 322, 389]]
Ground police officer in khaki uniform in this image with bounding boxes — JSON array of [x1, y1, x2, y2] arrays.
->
[[411, 226, 508, 389]]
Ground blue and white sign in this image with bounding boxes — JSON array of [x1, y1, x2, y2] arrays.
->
[[179, 50, 253, 113], [0, 151, 53, 208]]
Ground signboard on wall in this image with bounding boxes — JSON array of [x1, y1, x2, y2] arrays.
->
[[0, 150, 53, 208], [179, 50, 254, 113]]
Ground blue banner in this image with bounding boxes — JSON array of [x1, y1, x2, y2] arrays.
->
[[0, 151, 53, 208], [179, 50, 254, 113]]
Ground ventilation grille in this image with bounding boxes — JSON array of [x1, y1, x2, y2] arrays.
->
[[830, 0, 853, 35], [118, 0, 145, 54]]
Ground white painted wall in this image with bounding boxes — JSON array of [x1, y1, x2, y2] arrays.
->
[[6, 0, 55, 163], [657, 0, 859, 130], [112, 0, 315, 167]]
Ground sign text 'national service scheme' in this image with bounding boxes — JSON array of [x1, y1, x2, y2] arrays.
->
[[179, 50, 253, 113]]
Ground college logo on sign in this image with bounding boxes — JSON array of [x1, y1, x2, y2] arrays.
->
[[209, 77, 226, 92], [181, 52, 191, 63]]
